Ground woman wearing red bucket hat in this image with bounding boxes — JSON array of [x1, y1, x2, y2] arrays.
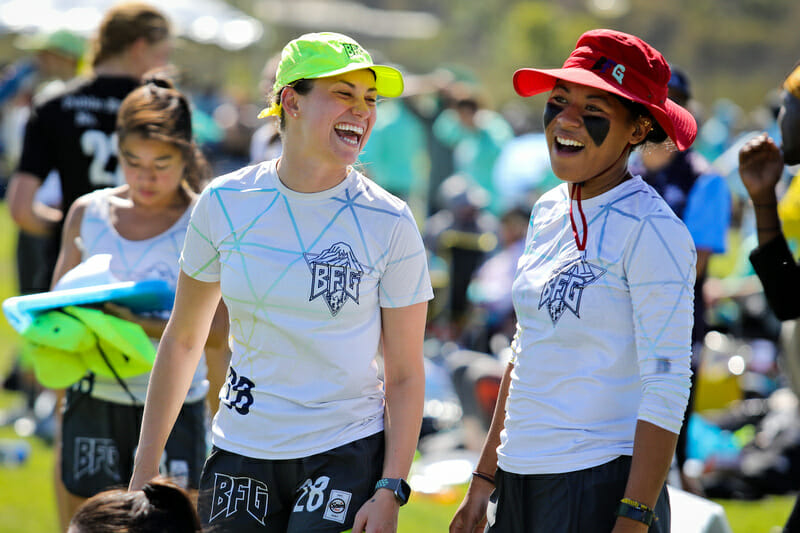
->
[[451, 30, 697, 532]]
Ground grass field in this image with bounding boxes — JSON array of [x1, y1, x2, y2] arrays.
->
[[0, 202, 795, 532]]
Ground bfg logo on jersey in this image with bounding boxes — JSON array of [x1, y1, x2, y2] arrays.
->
[[539, 257, 606, 325], [304, 242, 367, 316]]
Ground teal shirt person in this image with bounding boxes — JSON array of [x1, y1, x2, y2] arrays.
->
[[359, 98, 430, 216], [432, 104, 514, 214]]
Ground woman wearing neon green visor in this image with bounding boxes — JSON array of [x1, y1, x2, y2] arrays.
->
[[129, 32, 432, 533]]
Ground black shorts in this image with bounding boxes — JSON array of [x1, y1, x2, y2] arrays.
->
[[486, 456, 670, 533], [197, 432, 385, 533], [61, 382, 207, 498]]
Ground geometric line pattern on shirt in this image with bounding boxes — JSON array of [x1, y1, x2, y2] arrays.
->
[[201, 179, 429, 367], [599, 190, 695, 358], [527, 186, 694, 361]]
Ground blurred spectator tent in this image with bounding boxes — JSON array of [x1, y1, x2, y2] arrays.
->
[[0, 0, 264, 51]]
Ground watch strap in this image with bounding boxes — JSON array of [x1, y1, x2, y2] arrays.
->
[[616, 498, 654, 526], [374, 478, 410, 505]]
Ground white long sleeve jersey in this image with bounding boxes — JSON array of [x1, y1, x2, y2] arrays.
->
[[498, 176, 695, 475]]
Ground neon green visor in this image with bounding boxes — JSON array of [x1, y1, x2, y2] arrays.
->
[[257, 32, 404, 119]]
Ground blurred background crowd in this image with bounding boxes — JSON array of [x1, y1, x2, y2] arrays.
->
[[2, 0, 800, 531]]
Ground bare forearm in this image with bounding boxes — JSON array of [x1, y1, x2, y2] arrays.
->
[[382, 374, 425, 479], [622, 420, 678, 508], [130, 335, 203, 489]]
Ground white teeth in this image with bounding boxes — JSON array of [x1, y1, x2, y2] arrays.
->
[[557, 136, 584, 147], [335, 123, 364, 135]]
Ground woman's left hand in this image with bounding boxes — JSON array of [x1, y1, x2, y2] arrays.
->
[[351, 489, 400, 533]]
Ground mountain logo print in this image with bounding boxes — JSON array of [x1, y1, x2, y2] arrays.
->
[[539, 257, 606, 324], [305, 242, 366, 316]]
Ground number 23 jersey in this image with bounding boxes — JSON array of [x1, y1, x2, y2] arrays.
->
[[18, 75, 139, 213]]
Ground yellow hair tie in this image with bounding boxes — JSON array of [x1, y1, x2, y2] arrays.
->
[[784, 65, 800, 100], [257, 102, 282, 119]]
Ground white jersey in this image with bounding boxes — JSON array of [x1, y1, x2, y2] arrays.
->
[[181, 159, 433, 459], [498, 176, 695, 475], [79, 188, 208, 405]]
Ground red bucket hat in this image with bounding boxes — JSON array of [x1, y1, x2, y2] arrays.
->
[[513, 29, 697, 151]]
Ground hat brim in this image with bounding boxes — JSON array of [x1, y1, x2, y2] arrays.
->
[[258, 64, 404, 119], [513, 67, 697, 151], [304, 63, 404, 98]]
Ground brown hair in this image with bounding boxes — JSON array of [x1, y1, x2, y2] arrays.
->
[[91, 2, 170, 68], [116, 71, 209, 192], [69, 478, 200, 533]]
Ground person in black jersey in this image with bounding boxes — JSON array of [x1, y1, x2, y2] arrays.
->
[[7, 1, 172, 288]]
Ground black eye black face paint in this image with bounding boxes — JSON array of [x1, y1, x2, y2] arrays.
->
[[543, 102, 560, 130], [544, 102, 611, 147], [583, 115, 611, 146]]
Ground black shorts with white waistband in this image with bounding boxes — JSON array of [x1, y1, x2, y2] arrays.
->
[[197, 431, 385, 533]]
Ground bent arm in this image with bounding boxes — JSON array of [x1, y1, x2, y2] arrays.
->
[[738, 133, 783, 246], [620, 216, 695, 530], [7, 172, 62, 236], [129, 271, 221, 490]]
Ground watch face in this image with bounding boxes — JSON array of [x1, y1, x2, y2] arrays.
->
[[376, 478, 411, 505], [397, 478, 411, 504]]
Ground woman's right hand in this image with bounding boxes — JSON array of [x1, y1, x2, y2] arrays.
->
[[739, 132, 784, 203], [449, 477, 494, 533]]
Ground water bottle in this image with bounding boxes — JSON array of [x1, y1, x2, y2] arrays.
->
[[0, 438, 31, 467]]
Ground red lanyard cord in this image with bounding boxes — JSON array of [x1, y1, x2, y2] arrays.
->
[[569, 183, 588, 252], [568, 143, 634, 253]]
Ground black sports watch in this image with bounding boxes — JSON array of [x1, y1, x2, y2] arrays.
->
[[374, 478, 411, 506]]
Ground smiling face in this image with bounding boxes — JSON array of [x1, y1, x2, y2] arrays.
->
[[119, 133, 185, 208], [543, 80, 650, 197], [284, 68, 378, 170]]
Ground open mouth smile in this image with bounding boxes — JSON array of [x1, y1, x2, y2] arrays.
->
[[334, 123, 364, 147], [555, 136, 585, 153]]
